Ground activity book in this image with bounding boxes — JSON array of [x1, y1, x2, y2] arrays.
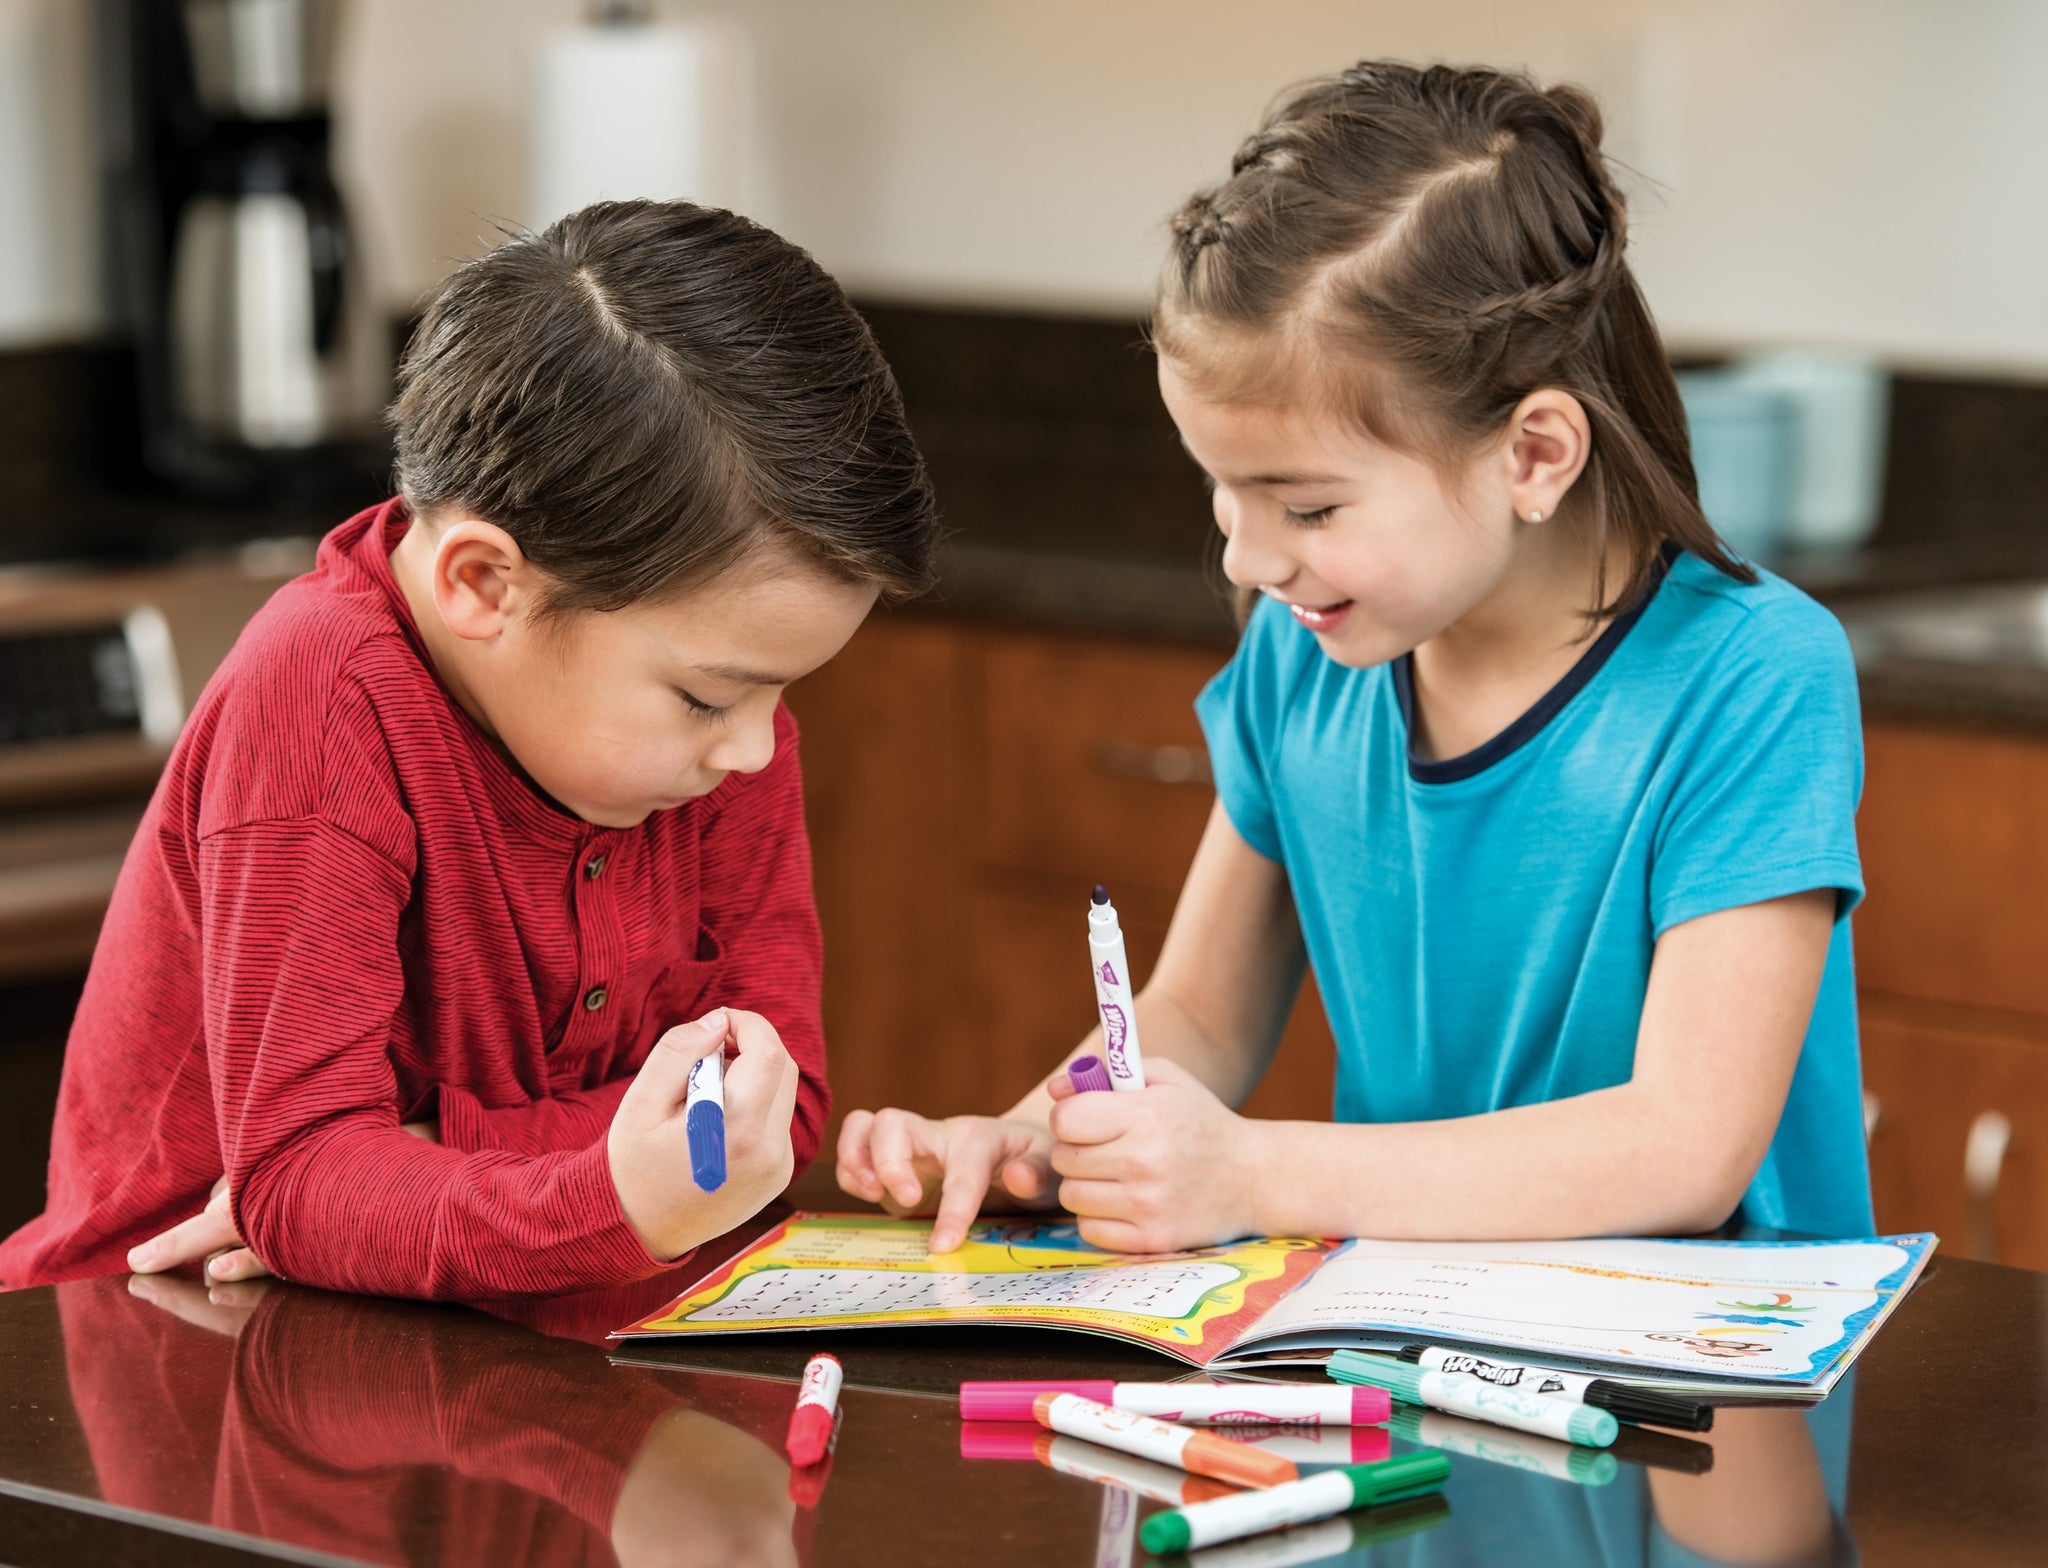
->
[[611, 1214, 1935, 1400]]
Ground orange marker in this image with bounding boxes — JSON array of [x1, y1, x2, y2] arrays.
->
[[1030, 1392, 1296, 1490]]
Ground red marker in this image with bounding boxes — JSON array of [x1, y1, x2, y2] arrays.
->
[[786, 1353, 843, 1467]]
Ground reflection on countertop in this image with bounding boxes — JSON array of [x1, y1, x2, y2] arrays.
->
[[2, 1227, 2046, 1567]]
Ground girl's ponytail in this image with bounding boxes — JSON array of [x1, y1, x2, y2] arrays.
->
[[1156, 63, 1752, 617]]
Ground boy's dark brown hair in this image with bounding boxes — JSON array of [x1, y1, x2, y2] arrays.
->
[[392, 200, 939, 612], [1154, 61, 1752, 616]]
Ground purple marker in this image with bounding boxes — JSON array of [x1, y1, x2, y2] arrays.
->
[[1067, 1054, 1113, 1094], [1087, 885, 1147, 1090]]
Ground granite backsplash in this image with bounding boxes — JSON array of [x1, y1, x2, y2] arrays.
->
[[3, 299, 2045, 606]]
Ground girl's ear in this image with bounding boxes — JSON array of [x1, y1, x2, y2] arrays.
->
[[1503, 389, 1593, 524], [429, 517, 536, 643]]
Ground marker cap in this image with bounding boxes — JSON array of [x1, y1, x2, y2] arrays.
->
[[786, 1404, 835, 1467], [1350, 1386, 1393, 1425], [1344, 1449, 1452, 1506], [685, 1099, 725, 1191], [960, 1380, 1116, 1422], [1568, 1446, 1622, 1486], [958, 1422, 1044, 1461], [1066, 1055, 1113, 1094]]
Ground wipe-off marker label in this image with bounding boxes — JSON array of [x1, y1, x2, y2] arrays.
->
[[1039, 1433, 1239, 1506], [684, 1051, 726, 1192], [1234, 1424, 1393, 1470], [1033, 1393, 1295, 1489], [1420, 1348, 1594, 1400], [1095, 1481, 1137, 1568]]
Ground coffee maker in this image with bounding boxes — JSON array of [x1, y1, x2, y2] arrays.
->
[[103, 0, 387, 501]]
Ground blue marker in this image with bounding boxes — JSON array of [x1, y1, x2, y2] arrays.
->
[[685, 1051, 726, 1190]]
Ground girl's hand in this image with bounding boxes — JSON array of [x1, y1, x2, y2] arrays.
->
[[609, 1009, 799, 1261], [835, 1108, 1059, 1254], [1047, 1059, 1266, 1252]]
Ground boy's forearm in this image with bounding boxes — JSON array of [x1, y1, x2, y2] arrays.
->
[[1245, 1082, 1754, 1241], [233, 1123, 668, 1299]]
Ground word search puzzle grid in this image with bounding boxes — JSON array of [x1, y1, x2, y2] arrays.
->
[[686, 1261, 1243, 1322]]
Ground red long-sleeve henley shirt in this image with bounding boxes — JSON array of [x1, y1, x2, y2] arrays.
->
[[0, 500, 831, 1297]]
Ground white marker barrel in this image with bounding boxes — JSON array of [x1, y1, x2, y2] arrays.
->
[[1088, 889, 1147, 1090]]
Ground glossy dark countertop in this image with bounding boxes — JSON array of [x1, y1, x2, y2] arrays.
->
[[0, 1166, 2043, 1568]]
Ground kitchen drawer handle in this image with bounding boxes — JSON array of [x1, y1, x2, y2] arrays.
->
[[1964, 1109, 2012, 1264], [1091, 739, 1213, 787], [1863, 1091, 1880, 1145]]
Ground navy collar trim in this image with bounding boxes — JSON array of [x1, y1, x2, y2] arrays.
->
[[1390, 549, 1675, 785]]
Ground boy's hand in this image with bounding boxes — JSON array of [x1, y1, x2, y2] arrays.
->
[[610, 1009, 798, 1261], [835, 1108, 1059, 1254], [126, 1119, 437, 1284], [1047, 1059, 1265, 1253], [127, 1174, 273, 1283]]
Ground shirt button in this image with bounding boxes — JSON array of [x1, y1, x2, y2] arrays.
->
[[583, 985, 608, 1011], [584, 854, 607, 880]]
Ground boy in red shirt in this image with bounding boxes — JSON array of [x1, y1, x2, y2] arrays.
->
[[0, 200, 938, 1298]]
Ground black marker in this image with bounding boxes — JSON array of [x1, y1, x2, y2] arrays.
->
[[1398, 1344, 1715, 1432]]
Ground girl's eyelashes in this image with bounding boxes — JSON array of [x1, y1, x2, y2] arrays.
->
[[1284, 505, 1337, 527], [676, 688, 735, 725]]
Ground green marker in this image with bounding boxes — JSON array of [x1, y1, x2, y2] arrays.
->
[[1138, 1450, 1451, 1555], [1330, 1351, 1620, 1447]]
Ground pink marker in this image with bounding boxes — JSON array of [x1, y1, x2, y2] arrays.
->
[[786, 1353, 843, 1467], [960, 1380, 1390, 1427]]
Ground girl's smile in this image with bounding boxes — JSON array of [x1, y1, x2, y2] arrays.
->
[[1275, 595, 1356, 634]]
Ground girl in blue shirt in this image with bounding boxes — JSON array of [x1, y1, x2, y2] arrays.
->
[[838, 62, 1871, 1252]]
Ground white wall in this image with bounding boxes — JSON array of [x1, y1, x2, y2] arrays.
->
[[5, 0, 2047, 373], [0, 0, 98, 346]]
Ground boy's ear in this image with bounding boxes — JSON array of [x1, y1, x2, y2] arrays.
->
[[1503, 388, 1592, 523], [428, 517, 536, 643]]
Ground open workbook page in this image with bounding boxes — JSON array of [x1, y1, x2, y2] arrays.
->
[[1211, 1235, 1935, 1397]]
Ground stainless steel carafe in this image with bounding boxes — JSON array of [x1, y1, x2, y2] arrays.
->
[[166, 0, 382, 450]]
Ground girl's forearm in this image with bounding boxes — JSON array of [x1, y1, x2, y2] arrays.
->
[[1244, 1082, 1756, 1241]]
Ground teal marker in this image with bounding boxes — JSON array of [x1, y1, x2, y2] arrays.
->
[[1388, 1404, 1618, 1485], [1331, 1351, 1619, 1447], [1139, 1450, 1450, 1555]]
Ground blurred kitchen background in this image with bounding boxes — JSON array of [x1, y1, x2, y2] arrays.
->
[[2, 0, 2045, 1266]]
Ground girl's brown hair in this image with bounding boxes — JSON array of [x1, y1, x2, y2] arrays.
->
[[1154, 61, 1752, 616], [393, 200, 939, 613]]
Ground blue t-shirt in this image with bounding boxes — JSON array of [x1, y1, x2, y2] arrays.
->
[[1195, 551, 1873, 1238]]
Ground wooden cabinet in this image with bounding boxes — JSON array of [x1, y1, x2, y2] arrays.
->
[[1861, 996, 2048, 1269], [790, 614, 1333, 1140], [1857, 721, 2048, 1269], [797, 639, 2048, 1267]]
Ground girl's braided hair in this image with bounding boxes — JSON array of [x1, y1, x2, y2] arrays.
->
[[1156, 61, 1751, 616]]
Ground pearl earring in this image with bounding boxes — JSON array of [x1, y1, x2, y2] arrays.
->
[[1528, 510, 1544, 523]]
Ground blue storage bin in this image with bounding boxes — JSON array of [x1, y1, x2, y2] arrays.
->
[[1675, 371, 1795, 563]]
